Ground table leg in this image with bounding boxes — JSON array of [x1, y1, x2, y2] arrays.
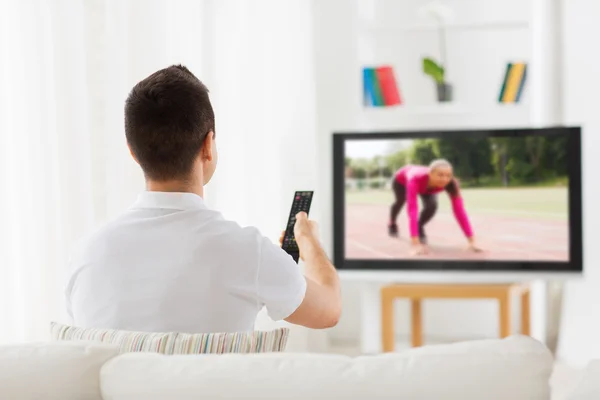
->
[[381, 292, 395, 352], [411, 299, 423, 347], [521, 289, 531, 336], [499, 294, 511, 338]]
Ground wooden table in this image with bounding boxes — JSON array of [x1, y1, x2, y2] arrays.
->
[[381, 283, 531, 352]]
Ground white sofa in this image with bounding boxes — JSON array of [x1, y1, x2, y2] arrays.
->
[[0, 335, 594, 400]]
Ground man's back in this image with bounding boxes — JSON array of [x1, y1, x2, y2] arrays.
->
[[66, 192, 306, 333], [65, 65, 340, 333]]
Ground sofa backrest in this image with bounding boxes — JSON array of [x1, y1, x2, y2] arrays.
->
[[100, 335, 553, 400], [0, 341, 119, 400], [0, 335, 554, 400]]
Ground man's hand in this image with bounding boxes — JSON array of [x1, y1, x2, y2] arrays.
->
[[294, 212, 319, 242], [279, 231, 285, 246], [293, 212, 320, 261], [280, 212, 341, 329], [279, 212, 319, 247]]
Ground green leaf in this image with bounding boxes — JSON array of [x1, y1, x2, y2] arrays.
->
[[422, 57, 445, 83]]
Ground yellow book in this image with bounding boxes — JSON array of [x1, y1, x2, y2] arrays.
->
[[502, 63, 526, 103]]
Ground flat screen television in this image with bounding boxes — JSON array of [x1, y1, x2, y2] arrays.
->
[[332, 127, 583, 273]]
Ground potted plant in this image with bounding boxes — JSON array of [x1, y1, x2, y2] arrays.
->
[[423, 57, 451, 102], [419, 2, 453, 102]]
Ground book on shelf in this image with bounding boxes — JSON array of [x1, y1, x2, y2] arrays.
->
[[498, 62, 527, 103], [363, 65, 402, 107]]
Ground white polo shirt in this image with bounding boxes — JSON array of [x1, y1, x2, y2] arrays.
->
[[65, 191, 307, 333]]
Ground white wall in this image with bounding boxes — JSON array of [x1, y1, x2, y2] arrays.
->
[[312, 0, 562, 347], [556, 0, 600, 368]]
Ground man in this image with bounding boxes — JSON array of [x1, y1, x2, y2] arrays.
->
[[65, 65, 341, 333]]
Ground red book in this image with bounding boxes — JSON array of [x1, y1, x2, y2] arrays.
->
[[375, 66, 402, 106]]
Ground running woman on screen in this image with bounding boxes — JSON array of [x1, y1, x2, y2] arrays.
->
[[388, 159, 482, 256]]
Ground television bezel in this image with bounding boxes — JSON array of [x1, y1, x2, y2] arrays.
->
[[332, 126, 583, 273]]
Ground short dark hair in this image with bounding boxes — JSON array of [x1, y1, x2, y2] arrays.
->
[[125, 65, 215, 181]]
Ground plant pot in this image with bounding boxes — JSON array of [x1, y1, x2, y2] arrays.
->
[[436, 82, 453, 102]]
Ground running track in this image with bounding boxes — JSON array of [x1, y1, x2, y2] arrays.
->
[[345, 204, 569, 261]]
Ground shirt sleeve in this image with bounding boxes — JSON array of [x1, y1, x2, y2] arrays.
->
[[406, 179, 420, 237], [256, 236, 307, 321]]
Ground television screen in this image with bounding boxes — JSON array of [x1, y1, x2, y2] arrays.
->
[[332, 127, 583, 272]]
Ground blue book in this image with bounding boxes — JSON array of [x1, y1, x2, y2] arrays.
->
[[363, 67, 375, 106]]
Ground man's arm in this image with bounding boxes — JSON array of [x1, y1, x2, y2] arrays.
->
[[284, 228, 341, 329], [257, 212, 341, 329]]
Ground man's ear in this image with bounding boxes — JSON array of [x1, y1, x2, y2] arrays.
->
[[201, 131, 215, 161], [128, 144, 139, 164]]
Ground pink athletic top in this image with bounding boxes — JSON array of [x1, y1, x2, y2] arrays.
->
[[395, 165, 473, 238]]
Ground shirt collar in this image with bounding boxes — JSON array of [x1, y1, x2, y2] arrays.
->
[[130, 191, 207, 211]]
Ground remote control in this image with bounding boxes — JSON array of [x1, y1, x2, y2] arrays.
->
[[281, 191, 314, 263]]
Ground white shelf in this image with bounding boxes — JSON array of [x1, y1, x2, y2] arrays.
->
[[357, 103, 531, 131], [361, 103, 476, 115], [358, 21, 530, 34], [361, 102, 528, 115]]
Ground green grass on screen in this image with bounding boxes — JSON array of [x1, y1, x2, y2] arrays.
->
[[345, 187, 568, 221]]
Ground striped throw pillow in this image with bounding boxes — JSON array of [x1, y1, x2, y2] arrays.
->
[[50, 322, 289, 354]]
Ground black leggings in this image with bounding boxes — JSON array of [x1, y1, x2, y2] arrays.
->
[[390, 179, 438, 238]]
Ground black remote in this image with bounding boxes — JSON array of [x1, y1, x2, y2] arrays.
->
[[281, 191, 314, 263]]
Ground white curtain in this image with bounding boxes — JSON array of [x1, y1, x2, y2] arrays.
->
[[0, 0, 317, 348], [0, 1, 98, 343]]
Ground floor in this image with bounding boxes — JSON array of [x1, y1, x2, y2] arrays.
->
[[327, 341, 582, 400]]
